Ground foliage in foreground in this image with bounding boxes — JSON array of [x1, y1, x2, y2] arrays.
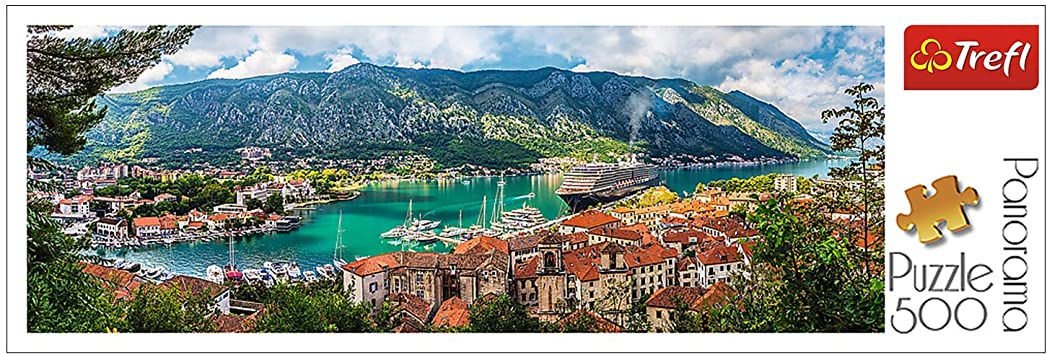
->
[[695, 196, 884, 332]]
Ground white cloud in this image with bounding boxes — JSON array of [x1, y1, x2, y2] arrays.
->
[[165, 49, 222, 69], [717, 56, 884, 130], [325, 49, 360, 72], [53, 26, 109, 40], [207, 50, 298, 79], [109, 61, 174, 93]]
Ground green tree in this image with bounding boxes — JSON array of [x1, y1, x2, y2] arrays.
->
[[697, 197, 883, 332], [244, 197, 263, 211], [26, 25, 197, 333], [667, 296, 701, 332], [27, 25, 197, 156], [27, 200, 126, 332], [467, 294, 541, 333], [264, 192, 285, 214], [192, 183, 233, 212], [253, 283, 374, 333], [124, 287, 216, 332], [820, 82, 885, 277]]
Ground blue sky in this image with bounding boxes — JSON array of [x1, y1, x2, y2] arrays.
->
[[59, 26, 884, 139]]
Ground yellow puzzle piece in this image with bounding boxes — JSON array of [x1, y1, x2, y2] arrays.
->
[[896, 175, 979, 244]]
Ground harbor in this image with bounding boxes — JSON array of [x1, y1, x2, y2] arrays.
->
[[97, 159, 850, 278]]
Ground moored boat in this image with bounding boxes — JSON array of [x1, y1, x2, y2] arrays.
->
[[243, 269, 262, 283], [287, 262, 302, 281], [206, 265, 225, 284]]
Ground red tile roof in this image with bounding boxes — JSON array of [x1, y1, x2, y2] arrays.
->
[[390, 293, 434, 324], [508, 233, 542, 252], [342, 252, 405, 276], [513, 255, 540, 280], [646, 286, 705, 310], [158, 275, 229, 300], [431, 297, 470, 328], [663, 229, 710, 244], [590, 227, 643, 241], [623, 244, 672, 269], [80, 262, 140, 300], [567, 232, 589, 245], [703, 217, 759, 240], [133, 217, 160, 227], [454, 236, 509, 255], [697, 281, 734, 309], [159, 215, 178, 229], [562, 210, 619, 229], [696, 245, 743, 266], [677, 256, 699, 271]]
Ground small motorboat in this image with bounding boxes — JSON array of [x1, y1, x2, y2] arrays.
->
[[315, 265, 330, 279], [112, 258, 127, 269], [206, 265, 224, 284], [287, 262, 302, 281], [242, 269, 262, 283], [259, 268, 273, 281], [323, 264, 336, 279], [461, 180, 471, 185], [303, 270, 318, 283], [270, 261, 288, 281], [144, 266, 165, 279], [225, 270, 243, 283], [158, 270, 175, 281], [123, 262, 142, 273]]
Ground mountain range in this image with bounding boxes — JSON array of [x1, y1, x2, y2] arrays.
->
[[71, 63, 832, 169]]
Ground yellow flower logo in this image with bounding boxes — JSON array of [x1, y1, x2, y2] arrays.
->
[[910, 38, 953, 73]]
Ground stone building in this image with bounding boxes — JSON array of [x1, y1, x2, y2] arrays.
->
[[342, 248, 509, 312]]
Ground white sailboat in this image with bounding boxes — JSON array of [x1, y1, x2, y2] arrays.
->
[[440, 210, 468, 239], [381, 200, 413, 238], [333, 211, 348, 269]]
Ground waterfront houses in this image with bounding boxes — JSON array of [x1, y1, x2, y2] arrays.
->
[[235, 179, 315, 205], [95, 217, 129, 241], [54, 195, 93, 221]]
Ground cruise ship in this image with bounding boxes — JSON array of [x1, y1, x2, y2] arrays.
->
[[556, 155, 660, 212]]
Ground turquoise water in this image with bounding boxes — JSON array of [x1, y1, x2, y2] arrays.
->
[[101, 159, 850, 277]]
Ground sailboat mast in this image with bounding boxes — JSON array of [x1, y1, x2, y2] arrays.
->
[[228, 233, 235, 269], [477, 195, 487, 228], [334, 211, 343, 261], [405, 200, 413, 226]]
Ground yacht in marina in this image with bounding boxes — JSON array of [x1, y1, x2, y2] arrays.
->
[[491, 202, 547, 234]]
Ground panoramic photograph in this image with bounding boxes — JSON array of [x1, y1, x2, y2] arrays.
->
[[26, 25, 885, 333]]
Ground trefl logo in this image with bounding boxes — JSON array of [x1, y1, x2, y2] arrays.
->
[[904, 25, 1038, 90]]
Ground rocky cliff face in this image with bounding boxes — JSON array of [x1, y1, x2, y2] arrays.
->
[[77, 63, 831, 168]]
